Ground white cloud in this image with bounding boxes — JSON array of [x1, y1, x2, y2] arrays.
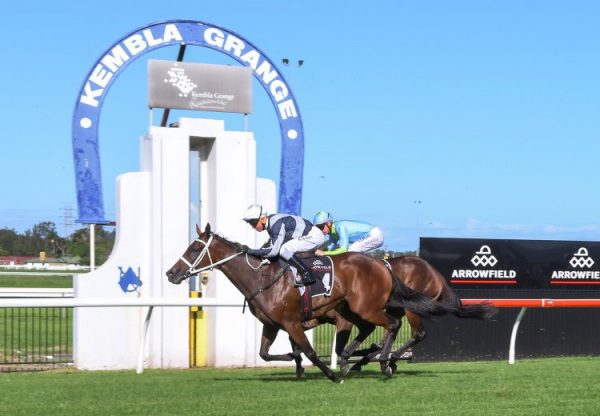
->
[[381, 218, 600, 251]]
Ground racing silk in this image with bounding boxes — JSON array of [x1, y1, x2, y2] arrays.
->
[[251, 214, 313, 258], [323, 220, 375, 255]]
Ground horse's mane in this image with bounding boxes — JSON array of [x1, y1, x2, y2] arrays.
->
[[210, 232, 249, 252]]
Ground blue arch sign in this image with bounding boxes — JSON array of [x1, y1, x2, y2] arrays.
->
[[72, 20, 304, 224]]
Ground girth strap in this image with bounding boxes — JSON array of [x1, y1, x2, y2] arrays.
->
[[243, 266, 288, 312], [300, 285, 312, 322]]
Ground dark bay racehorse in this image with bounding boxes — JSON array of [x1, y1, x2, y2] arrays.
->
[[166, 224, 455, 382], [303, 255, 497, 374]]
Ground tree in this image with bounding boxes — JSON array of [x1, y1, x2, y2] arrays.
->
[[0, 228, 19, 255], [67, 226, 115, 265], [369, 249, 417, 259], [0, 222, 115, 266]]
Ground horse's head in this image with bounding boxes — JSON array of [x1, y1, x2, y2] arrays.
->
[[166, 223, 213, 284]]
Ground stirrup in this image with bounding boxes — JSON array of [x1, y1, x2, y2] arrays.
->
[[301, 273, 316, 285]]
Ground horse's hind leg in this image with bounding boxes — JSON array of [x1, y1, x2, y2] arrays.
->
[[354, 309, 401, 377]]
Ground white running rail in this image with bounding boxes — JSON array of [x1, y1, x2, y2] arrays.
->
[[0, 297, 244, 373]]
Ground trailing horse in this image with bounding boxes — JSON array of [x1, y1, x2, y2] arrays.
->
[[166, 224, 456, 382], [304, 255, 498, 375]]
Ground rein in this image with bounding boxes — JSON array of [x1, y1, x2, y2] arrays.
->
[[180, 234, 285, 313]]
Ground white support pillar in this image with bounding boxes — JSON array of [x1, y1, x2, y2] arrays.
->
[[74, 117, 276, 370]]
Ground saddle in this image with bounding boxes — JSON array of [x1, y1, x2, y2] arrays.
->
[[281, 254, 335, 296], [281, 254, 335, 322]]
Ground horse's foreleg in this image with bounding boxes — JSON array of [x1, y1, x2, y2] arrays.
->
[[259, 324, 297, 363], [389, 311, 426, 366], [357, 310, 401, 378], [288, 337, 305, 379], [334, 314, 353, 356], [349, 345, 381, 372], [286, 324, 339, 383], [338, 319, 376, 377]]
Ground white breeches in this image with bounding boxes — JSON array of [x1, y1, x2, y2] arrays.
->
[[348, 226, 384, 253], [279, 227, 325, 260]]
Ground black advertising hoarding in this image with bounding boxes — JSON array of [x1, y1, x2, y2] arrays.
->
[[419, 237, 600, 290], [415, 237, 600, 362]]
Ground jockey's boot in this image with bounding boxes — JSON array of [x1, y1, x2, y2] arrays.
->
[[289, 255, 316, 286]]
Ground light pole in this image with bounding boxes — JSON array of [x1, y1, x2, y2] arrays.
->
[[414, 200, 422, 251]]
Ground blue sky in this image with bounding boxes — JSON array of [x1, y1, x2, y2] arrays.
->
[[1, 1, 599, 251]]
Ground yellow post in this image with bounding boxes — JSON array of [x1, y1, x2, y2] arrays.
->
[[189, 291, 199, 367], [195, 295, 207, 367], [189, 270, 209, 368]]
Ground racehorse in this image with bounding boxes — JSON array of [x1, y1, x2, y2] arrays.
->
[[166, 224, 457, 382], [302, 255, 498, 375]]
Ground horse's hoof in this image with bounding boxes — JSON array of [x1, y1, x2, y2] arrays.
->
[[389, 362, 397, 374], [383, 366, 393, 378], [350, 364, 362, 372], [295, 368, 305, 379], [341, 364, 350, 377]]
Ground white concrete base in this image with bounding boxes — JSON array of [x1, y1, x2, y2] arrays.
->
[[74, 118, 280, 370]]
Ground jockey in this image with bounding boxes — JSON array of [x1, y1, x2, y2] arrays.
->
[[243, 204, 325, 286], [312, 211, 384, 256]]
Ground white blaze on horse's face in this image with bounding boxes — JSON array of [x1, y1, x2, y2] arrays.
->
[[166, 238, 208, 284]]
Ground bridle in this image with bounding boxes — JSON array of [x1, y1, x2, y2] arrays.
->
[[179, 234, 243, 277], [178, 232, 283, 311]]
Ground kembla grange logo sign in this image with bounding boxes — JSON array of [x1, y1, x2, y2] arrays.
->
[[149, 60, 252, 113], [451, 244, 517, 284]]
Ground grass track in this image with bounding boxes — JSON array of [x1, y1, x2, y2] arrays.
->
[[0, 274, 73, 288], [1, 356, 599, 415]]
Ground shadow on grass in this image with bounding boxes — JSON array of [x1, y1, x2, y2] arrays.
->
[[201, 359, 489, 384], [208, 365, 483, 384]]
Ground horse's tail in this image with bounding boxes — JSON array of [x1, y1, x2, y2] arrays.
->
[[452, 301, 498, 320], [437, 283, 498, 320], [386, 270, 497, 320], [386, 272, 457, 319]]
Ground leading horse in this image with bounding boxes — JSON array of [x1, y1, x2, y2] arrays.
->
[[166, 224, 455, 382]]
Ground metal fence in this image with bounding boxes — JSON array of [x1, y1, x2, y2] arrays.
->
[[0, 307, 73, 366], [0, 288, 74, 368], [0, 292, 413, 370], [312, 316, 413, 361]]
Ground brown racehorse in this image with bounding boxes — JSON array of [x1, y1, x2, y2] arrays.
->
[[166, 224, 457, 382], [305, 255, 497, 375]]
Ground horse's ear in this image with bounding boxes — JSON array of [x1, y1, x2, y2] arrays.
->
[[195, 224, 202, 236], [205, 223, 212, 234]]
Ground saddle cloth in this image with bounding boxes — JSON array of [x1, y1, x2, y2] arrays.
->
[[294, 254, 335, 297]]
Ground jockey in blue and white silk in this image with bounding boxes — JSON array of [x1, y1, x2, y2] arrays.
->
[[313, 210, 384, 256]]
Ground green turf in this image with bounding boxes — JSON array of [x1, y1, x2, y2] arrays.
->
[[1, 356, 599, 415], [0, 275, 73, 288], [0, 274, 73, 289]]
